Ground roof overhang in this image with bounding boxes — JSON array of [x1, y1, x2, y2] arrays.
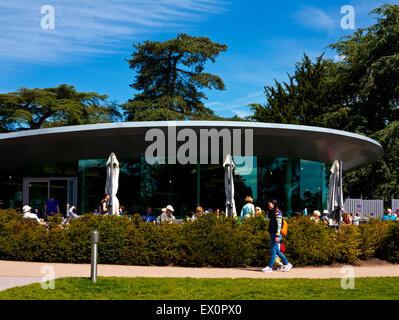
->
[[0, 121, 383, 171]]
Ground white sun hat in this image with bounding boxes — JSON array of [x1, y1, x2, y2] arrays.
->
[[166, 205, 174, 212], [313, 210, 321, 217]]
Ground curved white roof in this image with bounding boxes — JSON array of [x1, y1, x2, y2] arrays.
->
[[0, 121, 383, 171]]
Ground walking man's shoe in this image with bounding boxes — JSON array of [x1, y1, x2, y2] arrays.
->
[[282, 263, 293, 272], [262, 266, 273, 273]]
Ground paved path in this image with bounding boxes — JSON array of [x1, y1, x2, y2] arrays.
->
[[0, 277, 43, 292], [1, 260, 398, 291]]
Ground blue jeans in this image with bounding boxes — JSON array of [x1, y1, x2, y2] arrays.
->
[[268, 234, 289, 268]]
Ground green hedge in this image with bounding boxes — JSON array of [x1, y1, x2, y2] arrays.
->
[[0, 209, 397, 267]]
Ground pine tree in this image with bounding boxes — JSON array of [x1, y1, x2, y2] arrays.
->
[[122, 34, 227, 121]]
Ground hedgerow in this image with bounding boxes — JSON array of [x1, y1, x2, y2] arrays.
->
[[0, 209, 397, 267]]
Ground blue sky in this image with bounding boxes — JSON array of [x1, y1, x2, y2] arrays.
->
[[0, 0, 396, 118]]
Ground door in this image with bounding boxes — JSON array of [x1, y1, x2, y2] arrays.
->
[[23, 177, 78, 216], [49, 180, 68, 216], [28, 181, 49, 219]]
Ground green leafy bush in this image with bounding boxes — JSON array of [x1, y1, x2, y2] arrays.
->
[[282, 217, 341, 266], [358, 220, 390, 260], [378, 222, 399, 263], [177, 214, 253, 267], [0, 209, 397, 267]]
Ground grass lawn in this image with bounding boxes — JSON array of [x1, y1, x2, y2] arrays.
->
[[1, 277, 399, 300]]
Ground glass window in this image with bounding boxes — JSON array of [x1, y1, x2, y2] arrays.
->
[[300, 160, 323, 212]]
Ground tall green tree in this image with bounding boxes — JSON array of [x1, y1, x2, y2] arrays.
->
[[0, 84, 120, 132], [328, 4, 399, 135], [329, 4, 399, 201], [250, 54, 341, 127], [250, 4, 399, 202], [122, 33, 227, 121]]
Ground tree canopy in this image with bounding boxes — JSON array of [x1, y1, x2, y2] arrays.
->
[[250, 54, 341, 127], [250, 4, 399, 202], [0, 84, 119, 132], [122, 33, 227, 121]]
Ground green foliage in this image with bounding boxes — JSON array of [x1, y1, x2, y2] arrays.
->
[[250, 54, 341, 127], [177, 214, 253, 267], [358, 219, 391, 260], [1, 210, 398, 267], [2, 277, 399, 300], [335, 225, 362, 264], [250, 4, 399, 202], [0, 277, 399, 300], [122, 33, 227, 121], [378, 222, 399, 263], [282, 217, 340, 266], [0, 84, 120, 132]]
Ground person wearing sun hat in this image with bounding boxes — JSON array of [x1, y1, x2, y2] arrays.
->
[[158, 205, 176, 224], [22, 205, 46, 225], [310, 210, 321, 223]]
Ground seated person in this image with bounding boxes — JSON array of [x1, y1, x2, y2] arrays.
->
[[141, 206, 155, 223], [310, 210, 321, 223], [67, 206, 79, 219], [191, 206, 203, 221], [22, 205, 47, 226], [99, 194, 110, 215], [119, 205, 127, 216], [157, 205, 176, 224]]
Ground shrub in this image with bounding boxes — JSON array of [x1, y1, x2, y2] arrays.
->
[[0, 209, 397, 267], [177, 214, 253, 267], [241, 215, 270, 266], [282, 217, 339, 266], [335, 225, 362, 264], [358, 220, 390, 260], [378, 222, 399, 263]]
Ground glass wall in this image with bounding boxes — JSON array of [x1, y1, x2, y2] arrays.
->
[[0, 156, 329, 217], [78, 157, 197, 217], [0, 161, 77, 211], [299, 160, 329, 213]]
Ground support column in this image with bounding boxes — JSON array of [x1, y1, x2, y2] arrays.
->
[[285, 159, 292, 215], [79, 162, 86, 214], [196, 155, 200, 206]]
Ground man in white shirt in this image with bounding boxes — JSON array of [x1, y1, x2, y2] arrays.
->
[[353, 211, 361, 226], [157, 205, 176, 224]]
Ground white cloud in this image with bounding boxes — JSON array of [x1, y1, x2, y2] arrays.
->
[[293, 5, 335, 31], [334, 54, 347, 62], [0, 0, 226, 64], [231, 109, 252, 118], [206, 90, 264, 117]]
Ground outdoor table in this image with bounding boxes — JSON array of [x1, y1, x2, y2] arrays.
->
[[328, 224, 340, 232]]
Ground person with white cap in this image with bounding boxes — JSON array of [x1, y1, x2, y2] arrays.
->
[[22, 205, 46, 225], [322, 210, 329, 223], [158, 205, 176, 224], [161, 204, 176, 223]]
